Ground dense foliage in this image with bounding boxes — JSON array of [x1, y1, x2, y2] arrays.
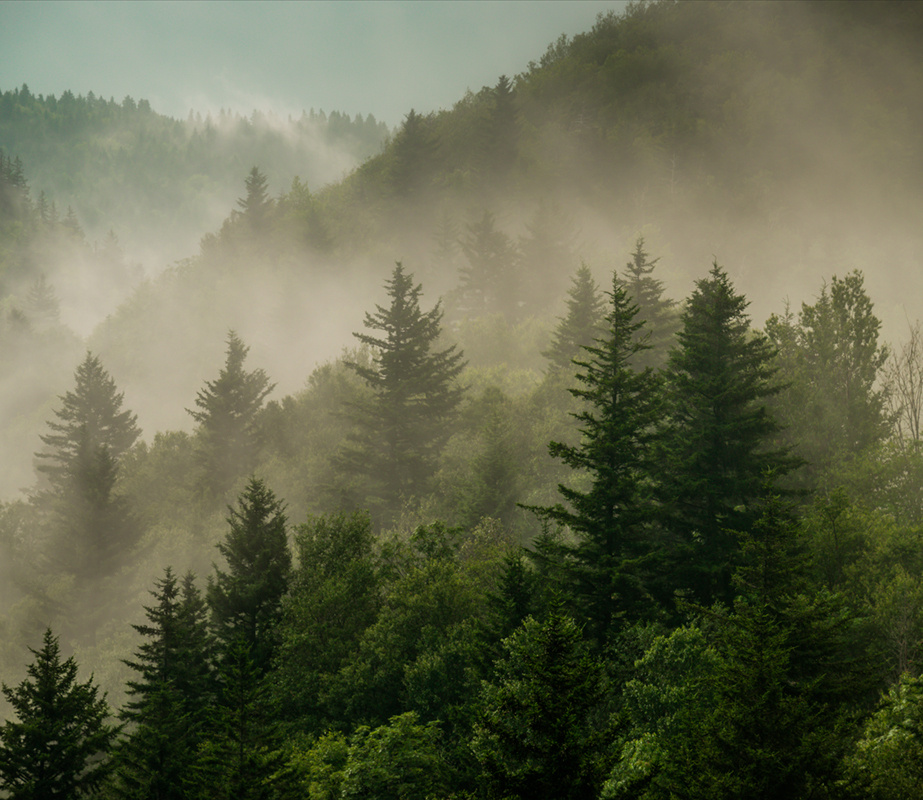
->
[[2, 1, 923, 797]]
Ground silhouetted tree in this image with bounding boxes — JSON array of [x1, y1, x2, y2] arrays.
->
[[342, 263, 465, 523], [188, 332, 275, 500], [0, 629, 118, 799]]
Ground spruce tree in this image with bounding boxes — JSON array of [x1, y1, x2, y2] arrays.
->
[[207, 477, 291, 673], [35, 352, 140, 581], [188, 332, 274, 499], [343, 263, 465, 523], [237, 167, 272, 232], [0, 629, 118, 799], [529, 272, 662, 642], [621, 238, 678, 370], [543, 263, 605, 372], [117, 568, 214, 800], [659, 263, 793, 606], [458, 210, 519, 319]]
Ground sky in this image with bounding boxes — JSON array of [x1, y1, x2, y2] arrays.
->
[[1, 0, 629, 127]]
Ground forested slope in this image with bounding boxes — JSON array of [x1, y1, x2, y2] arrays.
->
[[2, 2, 923, 797]]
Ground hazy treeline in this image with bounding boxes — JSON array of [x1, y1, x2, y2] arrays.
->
[[2, 1, 923, 797]]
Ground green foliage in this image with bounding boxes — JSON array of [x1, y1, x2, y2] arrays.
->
[[659, 263, 793, 606], [0, 629, 118, 799], [620, 238, 678, 370], [529, 271, 663, 641], [116, 568, 214, 800], [543, 262, 605, 372], [843, 674, 923, 800], [188, 331, 275, 500], [272, 512, 380, 732], [208, 477, 291, 672], [34, 352, 140, 582], [340, 712, 448, 800], [341, 263, 465, 524], [766, 270, 890, 486], [472, 612, 608, 800]]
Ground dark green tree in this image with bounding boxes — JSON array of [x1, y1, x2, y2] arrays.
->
[[116, 568, 214, 800], [0, 629, 118, 799], [543, 263, 605, 372], [388, 109, 437, 200], [272, 511, 381, 732], [207, 477, 291, 673], [35, 352, 140, 581], [484, 74, 519, 176], [471, 612, 608, 800], [237, 167, 272, 232], [188, 332, 275, 499], [659, 263, 793, 606], [343, 263, 465, 523], [529, 272, 663, 642], [621, 238, 678, 370]]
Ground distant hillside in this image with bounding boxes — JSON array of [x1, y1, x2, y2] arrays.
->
[[0, 87, 390, 266]]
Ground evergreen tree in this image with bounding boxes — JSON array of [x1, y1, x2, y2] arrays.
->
[[471, 612, 607, 800], [484, 74, 519, 177], [529, 272, 662, 642], [343, 263, 465, 523], [117, 568, 214, 800], [659, 263, 793, 606], [35, 352, 140, 581], [237, 166, 272, 232], [0, 629, 118, 799], [543, 263, 605, 372], [208, 477, 291, 673], [458, 210, 519, 319], [388, 109, 437, 199], [621, 238, 678, 370], [188, 331, 275, 499]]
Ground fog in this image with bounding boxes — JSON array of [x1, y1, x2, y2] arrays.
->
[[1, 0, 922, 708]]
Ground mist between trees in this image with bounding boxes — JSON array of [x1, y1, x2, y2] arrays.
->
[[2, 1, 923, 796]]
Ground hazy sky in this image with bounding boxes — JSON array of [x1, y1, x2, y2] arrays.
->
[[2, 0, 628, 126]]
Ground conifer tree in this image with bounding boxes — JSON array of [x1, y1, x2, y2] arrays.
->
[[343, 263, 465, 523], [188, 332, 274, 499], [0, 629, 118, 799], [237, 167, 272, 232], [529, 272, 662, 641], [208, 477, 291, 673], [543, 263, 605, 372], [117, 568, 214, 800], [35, 352, 140, 580], [659, 263, 793, 606], [621, 238, 678, 370]]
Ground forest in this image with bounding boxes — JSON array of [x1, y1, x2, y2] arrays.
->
[[2, 1, 923, 797]]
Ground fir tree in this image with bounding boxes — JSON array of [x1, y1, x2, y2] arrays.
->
[[620, 238, 678, 370], [528, 272, 662, 641], [35, 352, 140, 581], [543, 263, 605, 372], [117, 568, 214, 800], [188, 332, 275, 500], [237, 167, 272, 232], [342, 263, 465, 524], [659, 263, 794, 606], [0, 629, 118, 799], [207, 477, 291, 673]]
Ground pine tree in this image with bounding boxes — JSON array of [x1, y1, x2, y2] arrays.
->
[[621, 238, 678, 370], [208, 477, 291, 673], [528, 273, 662, 641], [659, 263, 794, 606], [188, 332, 275, 499], [237, 167, 272, 232], [35, 352, 140, 580], [0, 629, 118, 799], [543, 263, 605, 372], [117, 569, 214, 800], [343, 263, 465, 523]]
